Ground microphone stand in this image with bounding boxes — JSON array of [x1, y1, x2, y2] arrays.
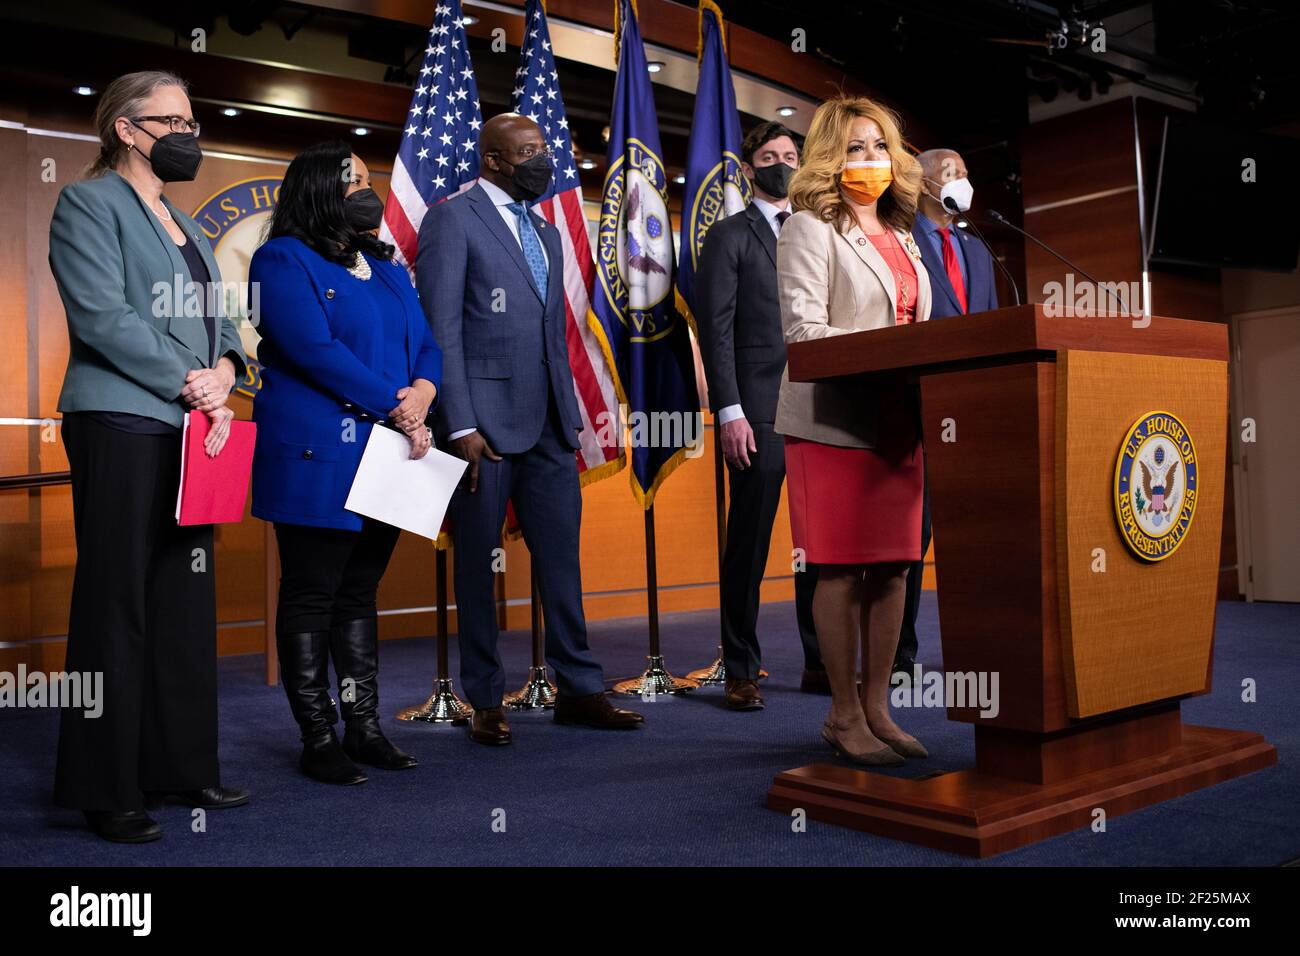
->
[[946, 201, 1021, 306], [986, 209, 1131, 316]]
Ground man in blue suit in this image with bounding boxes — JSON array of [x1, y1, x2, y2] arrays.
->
[[898, 148, 999, 676], [416, 113, 644, 745]]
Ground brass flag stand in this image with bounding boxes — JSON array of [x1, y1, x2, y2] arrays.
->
[[614, 506, 699, 696], [688, 435, 729, 685], [505, 563, 558, 708], [396, 546, 472, 724]]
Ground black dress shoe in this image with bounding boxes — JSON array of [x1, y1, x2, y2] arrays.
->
[[469, 707, 512, 746], [83, 810, 162, 844], [800, 668, 831, 695], [148, 786, 250, 810], [553, 693, 645, 729], [892, 659, 918, 684]]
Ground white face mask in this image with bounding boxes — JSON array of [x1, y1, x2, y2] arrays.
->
[[927, 176, 974, 214]]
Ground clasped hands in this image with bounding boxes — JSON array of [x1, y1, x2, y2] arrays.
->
[[181, 357, 238, 458], [391, 378, 437, 460]]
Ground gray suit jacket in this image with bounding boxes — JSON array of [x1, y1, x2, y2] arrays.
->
[[49, 170, 246, 427]]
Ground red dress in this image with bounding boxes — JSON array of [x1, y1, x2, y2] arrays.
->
[[784, 230, 924, 565]]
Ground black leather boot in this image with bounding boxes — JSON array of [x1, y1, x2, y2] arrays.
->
[[277, 629, 367, 785], [330, 617, 417, 770]]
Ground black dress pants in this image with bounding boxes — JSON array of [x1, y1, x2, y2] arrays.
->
[[273, 519, 400, 633], [55, 414, 219, 812], [721, 420, 823, 679], [896, 461, 932, 669]]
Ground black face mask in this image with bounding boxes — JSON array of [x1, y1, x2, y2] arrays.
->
[[345, 188, 384, 232], [752, 161, 795, 200], [504, 153, 554, 201], [133, 126, 203, 182]]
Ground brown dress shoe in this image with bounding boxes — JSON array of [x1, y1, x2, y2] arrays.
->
[[469, 707, 512, 746], [800, 668, 831, 695], [724, 678, 765, 711], [553, 692, 645, 729]]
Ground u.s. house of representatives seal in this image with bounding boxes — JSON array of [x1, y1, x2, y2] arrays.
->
[[1114, 410, 1200, 562], [192, 176, 282, 396]]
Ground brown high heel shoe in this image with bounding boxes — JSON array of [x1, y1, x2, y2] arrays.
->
[[877, 735, 929, 759], [821, 721, 905, 767]]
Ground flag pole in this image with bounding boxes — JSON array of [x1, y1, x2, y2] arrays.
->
[[614, 505, 699, 695], [688, 425, 729, 684], [505, 561, 558, 708], [396, 545, 472, 724]]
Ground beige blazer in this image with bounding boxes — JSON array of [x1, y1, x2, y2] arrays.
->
[[774, 209, 931, 448]]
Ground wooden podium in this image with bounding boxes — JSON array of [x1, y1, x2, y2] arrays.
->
[[766, 305, 1276, 857]]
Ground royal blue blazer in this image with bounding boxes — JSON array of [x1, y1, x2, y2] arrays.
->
[[249, 236, 442, 530]]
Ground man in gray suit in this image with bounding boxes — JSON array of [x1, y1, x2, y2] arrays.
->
[[415, 113, 643, 745], [695, 121, 826, 710]]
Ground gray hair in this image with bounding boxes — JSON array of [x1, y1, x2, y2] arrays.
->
[[85, 70, 189, 178]]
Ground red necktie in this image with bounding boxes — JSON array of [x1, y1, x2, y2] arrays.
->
[[937, 227, 968, 314]]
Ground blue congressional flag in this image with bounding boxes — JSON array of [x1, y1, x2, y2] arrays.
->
[[676, 0, 751, 324], [378, 0, 483, 271], [590, 0, 702, 508]]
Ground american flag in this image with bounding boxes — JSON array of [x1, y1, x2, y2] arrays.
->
[[379, 0, 483, 270], [513, 0, 624, 483]]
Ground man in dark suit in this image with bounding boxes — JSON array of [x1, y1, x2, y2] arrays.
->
[[695, 121, 826, 711], [416, 113, 643, 745], [897, 148, 999, 677]]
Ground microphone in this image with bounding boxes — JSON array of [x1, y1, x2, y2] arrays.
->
[[985, 209, 1131, 315], [944, 197, 1020, 306]]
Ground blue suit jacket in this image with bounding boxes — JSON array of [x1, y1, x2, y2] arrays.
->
[[415, 183, 582, 454], [249, 236, 442, 530], [911, 221, 999, 319]]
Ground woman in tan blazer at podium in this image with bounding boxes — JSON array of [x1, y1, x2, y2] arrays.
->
[[776, 95, 931, 766]]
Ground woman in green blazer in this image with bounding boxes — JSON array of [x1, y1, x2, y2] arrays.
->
[[48, 70, 250, 843]]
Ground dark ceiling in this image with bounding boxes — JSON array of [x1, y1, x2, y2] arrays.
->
[[4, 0, 1297, 216], [720, 0, 1300, 139]]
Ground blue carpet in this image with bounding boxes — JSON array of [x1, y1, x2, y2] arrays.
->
[[1, 594, 1296, 866]]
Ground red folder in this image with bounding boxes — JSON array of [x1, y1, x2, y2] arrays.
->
[[175, 409, 257, 526]]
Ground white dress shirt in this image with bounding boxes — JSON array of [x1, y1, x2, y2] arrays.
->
[[449, 178, 550, 442], [716, 196, 791, 427], [476, 176, 550, 269]]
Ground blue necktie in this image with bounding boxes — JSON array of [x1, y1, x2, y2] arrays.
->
[[508, 201, 548, 295]]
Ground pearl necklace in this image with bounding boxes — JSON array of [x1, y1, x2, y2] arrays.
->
[[348, 253, 372, 281]]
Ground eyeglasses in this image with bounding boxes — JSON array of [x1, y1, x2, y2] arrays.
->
[[492, 144, 551, 162], [131, 115, 201, 137]]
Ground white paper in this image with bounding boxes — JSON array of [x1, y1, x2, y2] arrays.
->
[[175, 411, 192, 521], [344, 425, 468, 540]]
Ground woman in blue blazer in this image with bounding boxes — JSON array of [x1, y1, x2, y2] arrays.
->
[[250, 141, 441, 785]]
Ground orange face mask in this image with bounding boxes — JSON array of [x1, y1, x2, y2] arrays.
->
[[840, 160, 893, 204]]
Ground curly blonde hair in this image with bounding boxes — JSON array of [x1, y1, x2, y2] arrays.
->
[[788, 95, 921, 234]]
